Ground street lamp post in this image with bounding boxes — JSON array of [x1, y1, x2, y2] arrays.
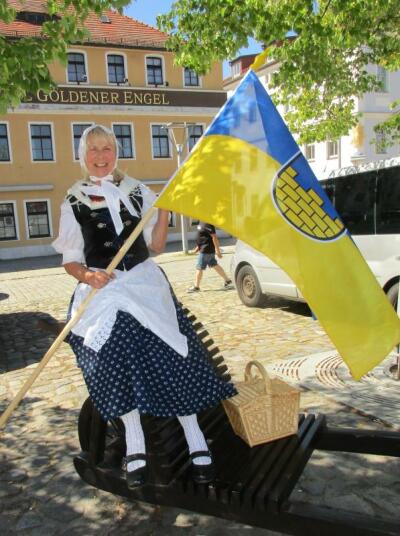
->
[[174, 141, 189, 253], [162, 122, 195, 254]]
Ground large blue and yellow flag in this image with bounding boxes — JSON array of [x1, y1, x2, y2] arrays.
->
[[155, 68, 400, 380]]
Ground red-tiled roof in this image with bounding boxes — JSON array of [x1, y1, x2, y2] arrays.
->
[[8, 0, 48, 12], [1, 0, 168, 48]]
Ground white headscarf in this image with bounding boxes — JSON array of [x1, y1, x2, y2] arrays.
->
[[78, 125, 138, 234], [78, 124, 119, 176]]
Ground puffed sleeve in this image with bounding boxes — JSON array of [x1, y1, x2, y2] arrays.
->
[[140, 184, 159, 245], [51, 201, 85, 265]]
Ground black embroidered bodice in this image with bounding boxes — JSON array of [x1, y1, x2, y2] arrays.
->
[[67, 184, 149, 271]]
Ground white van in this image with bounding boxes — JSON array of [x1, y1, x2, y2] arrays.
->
[[231, 159, 400, 308]]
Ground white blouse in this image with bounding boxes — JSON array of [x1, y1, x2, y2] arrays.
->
[[52, 176, 158, 264], [52, 176, 188, 358]]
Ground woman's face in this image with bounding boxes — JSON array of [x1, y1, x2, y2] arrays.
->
[[85, 135, 117, 178]]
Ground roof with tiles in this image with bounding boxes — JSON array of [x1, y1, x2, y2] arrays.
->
[[1, 0, 169, 48], [8, 0, 48, 12]]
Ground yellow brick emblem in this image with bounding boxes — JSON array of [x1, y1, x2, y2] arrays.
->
[[273, 165, 345, 241]]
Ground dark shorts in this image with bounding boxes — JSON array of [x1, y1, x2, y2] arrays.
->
[[196, 252, 218, 270]]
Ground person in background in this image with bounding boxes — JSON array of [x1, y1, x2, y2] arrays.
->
[[52, 125, 237, 489], [187, 221, 234, 293]]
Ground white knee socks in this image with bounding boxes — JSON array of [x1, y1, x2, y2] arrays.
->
[[178, 414, 211, 465], [120, 409, 146, 471], [121, 411, 211, 469]]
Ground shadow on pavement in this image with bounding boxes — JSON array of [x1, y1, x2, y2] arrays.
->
[[0, 400, 163, 535], [0, 255, 63, 274], [253, 296, 312, 317], [0, 312, 60, 373]]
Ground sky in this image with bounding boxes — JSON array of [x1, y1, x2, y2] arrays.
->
[[124, 0, 262, 77]]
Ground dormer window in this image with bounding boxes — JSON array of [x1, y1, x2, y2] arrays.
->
[[146, 57, 164, 86], [67, 52, 87, 84], [100, 14, 111, 23], [16, 11, 51, 25]]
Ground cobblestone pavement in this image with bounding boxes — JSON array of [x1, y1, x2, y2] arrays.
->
[[1, 246, 399, 535]]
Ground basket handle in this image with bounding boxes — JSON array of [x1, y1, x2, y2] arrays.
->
[[244, 360, 272, 393]]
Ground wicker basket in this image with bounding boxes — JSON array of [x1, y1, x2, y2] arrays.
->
[[222, 360, 300, 447]]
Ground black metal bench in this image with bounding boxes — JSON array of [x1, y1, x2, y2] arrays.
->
[[39, 311, 400, 536]]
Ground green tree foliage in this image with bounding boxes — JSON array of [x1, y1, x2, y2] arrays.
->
[[158, 0, 400, 145], [0, 0, 129, 112]]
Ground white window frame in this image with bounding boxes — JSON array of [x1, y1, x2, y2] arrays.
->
[[0, 121, 12, 164], [0, 200, 19, 241], [231, 62, 241, 78], [111, 122, 136, 160], [376, 65, 389, 93], [28, 122, 56, 163], [150, 123, 173, 160], [186, 123, 206, 153], [326, 140, 338, 159], [304, 143, 315, 162], [66, 49, 89, 84], [106, 51, 128, 85], [23, 198, 53, 240], [183, 67, 201, 88], [145, 54, 166, 87]]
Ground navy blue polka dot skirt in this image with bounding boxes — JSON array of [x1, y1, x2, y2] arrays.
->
[[68, 300, 237, 420]]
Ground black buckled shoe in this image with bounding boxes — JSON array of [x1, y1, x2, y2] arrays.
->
[[125, 453, 147, 489], [190, 450, 215, 484]]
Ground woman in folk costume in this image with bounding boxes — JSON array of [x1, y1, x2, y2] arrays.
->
[[52, 125, 236, 489]]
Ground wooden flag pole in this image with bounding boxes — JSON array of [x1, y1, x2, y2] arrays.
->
[[0, 206, 158, 430]]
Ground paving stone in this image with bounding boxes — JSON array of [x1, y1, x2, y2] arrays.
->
[[0, 512, 20, 534], [59, 525, 101, 536], [107, 524, 158, 536], [0, 485, 23, 499], [40, 500, 82, 523], [0, 493, 33, 514], [15, 511, 43, 531], [28, 523, 59, 536], [328, 493, 376, 516], [0, 469, 28, 483], [368, 488, 400, 518], [293, 477, 326, 497], [0, 446, 24, 463]]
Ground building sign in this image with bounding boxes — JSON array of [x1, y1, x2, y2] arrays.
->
[[23, 86, 226, 108]]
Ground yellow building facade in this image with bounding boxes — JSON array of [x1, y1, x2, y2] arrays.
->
[[0, 9, 226, 259]]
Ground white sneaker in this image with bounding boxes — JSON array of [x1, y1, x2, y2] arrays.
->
[[187, 285, 200, 293]]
